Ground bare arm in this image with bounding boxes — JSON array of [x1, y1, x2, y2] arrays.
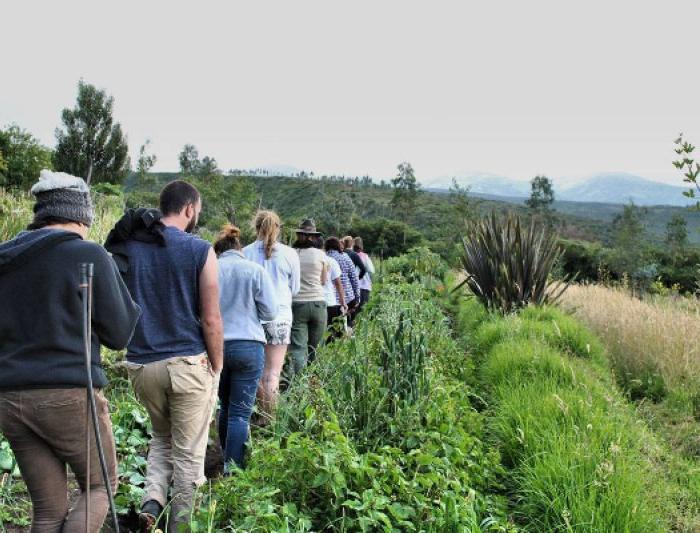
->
[[199, 248, 223, 373], [333, 277, 346, 310], [321, 260, 329, 286]]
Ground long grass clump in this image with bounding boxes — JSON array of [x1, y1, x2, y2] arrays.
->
[[453, 298, 675, 532]]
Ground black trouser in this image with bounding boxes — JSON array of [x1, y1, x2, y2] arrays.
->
[[326, 305, 345, 340], [358, 289, 371, 313], [346, 298, 359, 328]]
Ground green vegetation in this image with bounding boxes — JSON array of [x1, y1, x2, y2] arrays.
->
[[448, 294, 700, 532], [0, 125, 53, 190], [673, 133, 700, 208], [185, 268, 515, 531]]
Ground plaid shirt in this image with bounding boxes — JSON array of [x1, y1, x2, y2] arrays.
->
[[327, 250, 360, 304]]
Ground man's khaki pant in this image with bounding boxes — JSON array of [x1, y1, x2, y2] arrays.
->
[[127, 354, 218, 532]]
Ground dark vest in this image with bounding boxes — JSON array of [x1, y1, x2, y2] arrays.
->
[[124, 226, 210, 364]]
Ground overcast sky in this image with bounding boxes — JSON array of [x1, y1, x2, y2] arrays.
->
[[2, 0, 699, 185]]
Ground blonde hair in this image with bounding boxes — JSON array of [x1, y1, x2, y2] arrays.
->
[[353, 236, 364, 252], [341, 235, 354, 250], [253, 210, 281, 259], [214, 224, 242, 255]]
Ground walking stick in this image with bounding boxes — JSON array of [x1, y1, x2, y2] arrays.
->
[[80, 263, 120, 533]]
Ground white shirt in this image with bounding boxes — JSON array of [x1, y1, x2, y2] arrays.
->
[[323, 256, 342, 306], [243, 240, 300, 322]]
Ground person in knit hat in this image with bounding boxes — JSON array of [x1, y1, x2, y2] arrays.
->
[[0, 169, 141, 532], [28, 169, 94, 229]]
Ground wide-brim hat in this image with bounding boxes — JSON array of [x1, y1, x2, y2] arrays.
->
[[295, 218, 321, 235]]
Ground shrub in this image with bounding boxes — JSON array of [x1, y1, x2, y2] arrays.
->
[[382, 246, 448, 286], [557, 238, 604, 282], [346, 217, 424, 258]]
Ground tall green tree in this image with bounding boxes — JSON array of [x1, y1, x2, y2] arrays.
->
[[391, 162, 420, 222], [199, 155, 219, 177], [526, 175, 555, 214], [179, 144, 200, 175], [53, 80, 130, 185], [0, 124, 53, 189], [178, 144, 219, 177]]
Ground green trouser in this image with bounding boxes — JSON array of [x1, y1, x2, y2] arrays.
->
[[289, 300, 328, 377]]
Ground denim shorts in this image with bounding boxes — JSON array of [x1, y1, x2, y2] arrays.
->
[[263, 320, 292, 345]]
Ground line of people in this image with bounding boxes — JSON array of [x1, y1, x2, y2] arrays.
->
[[0, 172, 374, 533]]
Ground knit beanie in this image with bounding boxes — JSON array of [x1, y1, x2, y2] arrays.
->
[[30, 170, 93, 227]]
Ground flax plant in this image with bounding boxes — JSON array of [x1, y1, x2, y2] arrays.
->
[[458, 212, 571, 314]]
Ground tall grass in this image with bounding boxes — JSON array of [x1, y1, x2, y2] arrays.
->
[[0, 188, 124, 244], [560, 284, 700, 401], [0, 189, 32, 242]]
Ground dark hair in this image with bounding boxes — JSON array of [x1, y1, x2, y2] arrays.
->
[[27, 216, 76, 231], [214, 224, 242, 255], [292, 239, 314, 249], [312, 236, 324, 249], [293, 232, 315, 249], [324, 236, 342, 252], [159, 180, 200, 216]]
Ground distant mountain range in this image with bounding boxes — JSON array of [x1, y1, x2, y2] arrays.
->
[[256, 166, 692, 207], [427, 172, 694, 207]]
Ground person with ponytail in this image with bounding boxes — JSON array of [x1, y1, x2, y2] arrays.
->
[[243, 211, 300, 419], [216, 224, 278, 470]]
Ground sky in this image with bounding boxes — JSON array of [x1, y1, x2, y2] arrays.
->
[[2, 0, 699, 186]]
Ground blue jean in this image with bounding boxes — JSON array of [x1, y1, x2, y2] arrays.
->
[[217, 340, 265, 470]]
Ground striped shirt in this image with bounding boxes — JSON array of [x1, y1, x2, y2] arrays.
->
[[327, 250, 359, 304]]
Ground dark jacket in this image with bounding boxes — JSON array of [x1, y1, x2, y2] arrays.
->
[[0, 229, 141, 390], [104, 208, 166, 274], [344, 249, 367, 279]]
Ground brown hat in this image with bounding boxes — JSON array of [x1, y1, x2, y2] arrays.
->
[[295, 218, 321, 235]]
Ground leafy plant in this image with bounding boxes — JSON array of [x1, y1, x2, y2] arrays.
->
[[458, 212, 570, 313], [673, 133, 700, 208]]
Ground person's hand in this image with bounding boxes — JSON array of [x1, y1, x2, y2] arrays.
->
[[340, 304, 348, 315], [209, 363, 222, 376]]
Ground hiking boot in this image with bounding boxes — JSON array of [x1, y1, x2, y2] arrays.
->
[[139, 499, 163, 532]]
